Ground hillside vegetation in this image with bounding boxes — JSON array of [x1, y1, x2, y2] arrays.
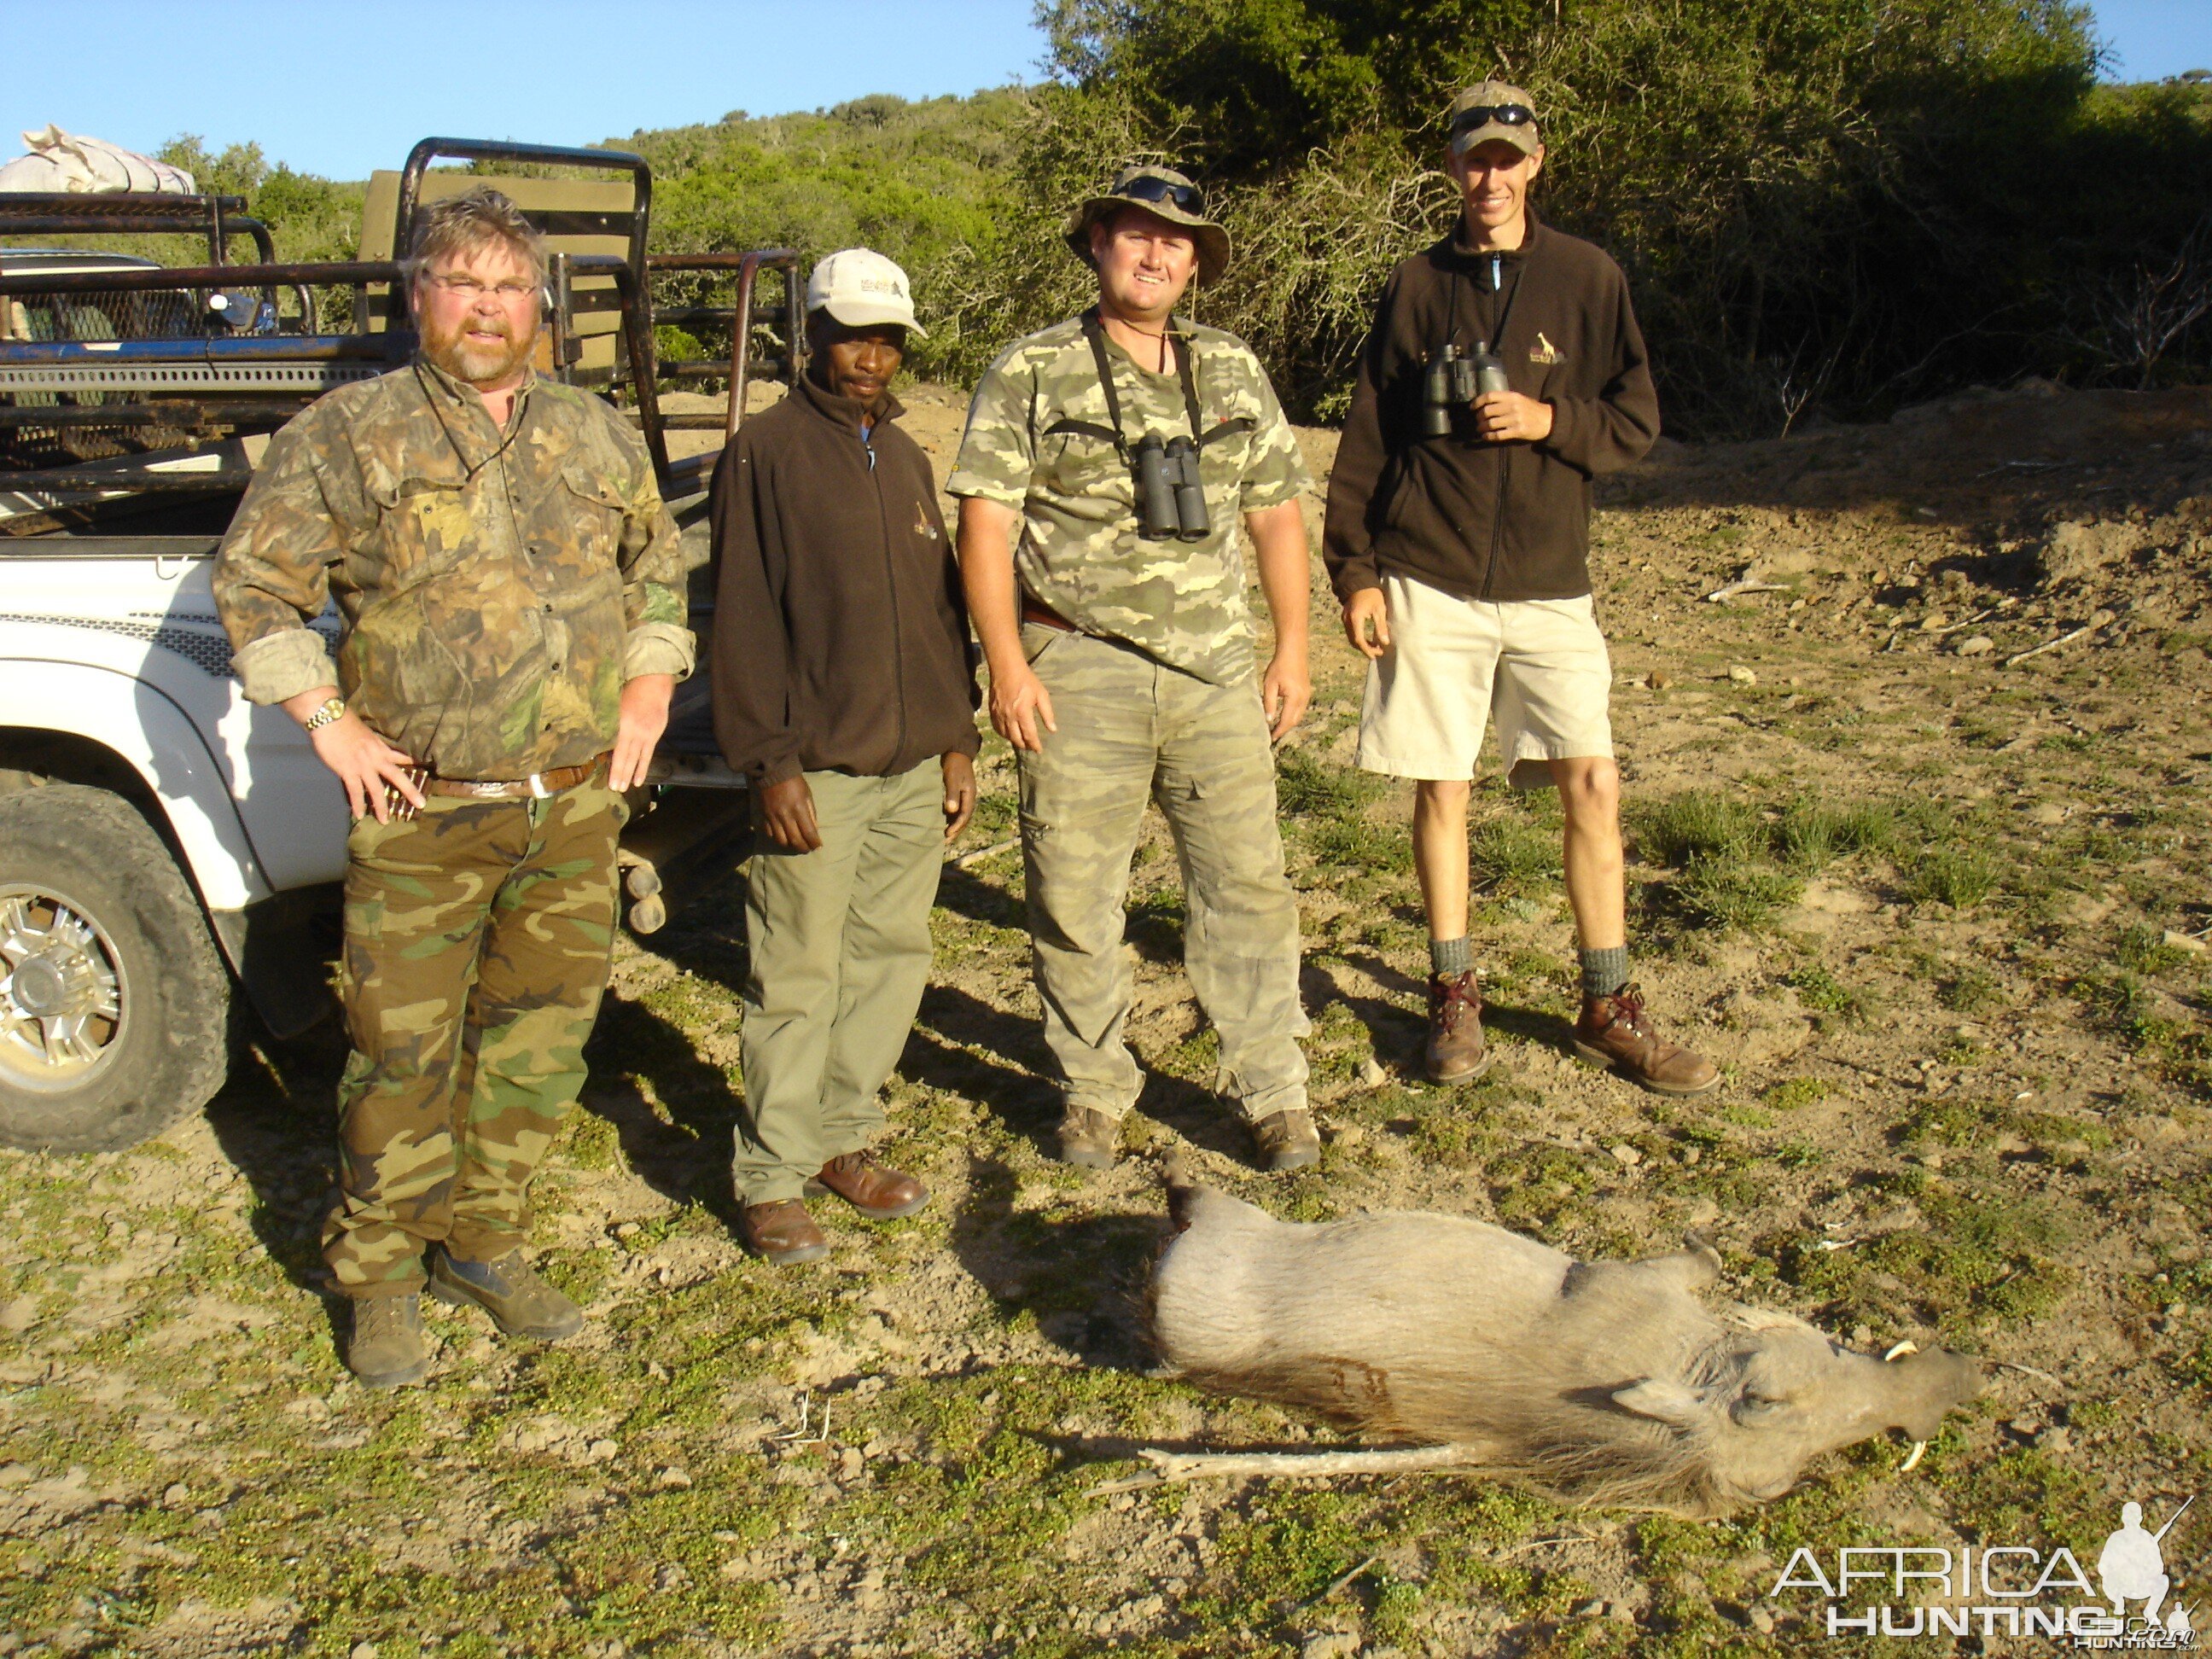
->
[[41, 2, 2210, 436]]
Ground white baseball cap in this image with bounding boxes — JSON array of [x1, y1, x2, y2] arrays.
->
[[806, 247, 928, 338]]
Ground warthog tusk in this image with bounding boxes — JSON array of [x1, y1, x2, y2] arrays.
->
[[1882, 1342, 1930, 1472]]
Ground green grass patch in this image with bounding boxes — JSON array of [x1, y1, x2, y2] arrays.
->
[[1763, 1076, 1831, 1111]]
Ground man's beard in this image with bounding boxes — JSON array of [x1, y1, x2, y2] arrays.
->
[[422, 310, 537, 387]]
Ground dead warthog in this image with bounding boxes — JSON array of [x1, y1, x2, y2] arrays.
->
[[1150, 1180, 1982, 1515]]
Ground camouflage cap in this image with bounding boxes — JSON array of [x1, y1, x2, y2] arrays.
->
[[1062, 165, 1231, 283], [1447, 80, 1542, 157]]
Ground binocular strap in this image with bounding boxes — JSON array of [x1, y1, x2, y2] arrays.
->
[[1042, 309, 1254, 458]]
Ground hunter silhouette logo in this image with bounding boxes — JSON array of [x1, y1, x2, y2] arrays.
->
[[1765, 1492, 2197, 1643], [2099, 1497, 2194, 1635]]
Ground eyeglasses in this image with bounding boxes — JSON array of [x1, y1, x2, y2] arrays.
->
[[425, 274, 538, 302], [1450, 104, 1538, 137], [1118, 174, 1207, 217]]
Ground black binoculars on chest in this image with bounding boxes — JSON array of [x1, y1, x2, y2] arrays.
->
[[1420, 341, 1511, 437], [1133, 432, 1211, 541]]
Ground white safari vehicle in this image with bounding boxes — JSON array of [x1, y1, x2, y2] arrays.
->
[[0, 139, 799, 1150]]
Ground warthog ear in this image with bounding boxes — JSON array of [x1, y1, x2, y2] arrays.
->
[[1611, 1378, 1710, 1432]]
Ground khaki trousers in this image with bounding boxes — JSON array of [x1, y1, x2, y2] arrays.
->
[[1017, 626, 1308, 1122], [736, 761, 944, 1204]]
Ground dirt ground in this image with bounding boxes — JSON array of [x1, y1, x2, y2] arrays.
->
[[0, 377, 2208, 1657]]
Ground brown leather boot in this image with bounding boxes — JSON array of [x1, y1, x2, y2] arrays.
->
[[1426, 969, 1493, 1083], [742, 1197, 830, 1266], [1572, 982, 1720, 1096], [344, 1292, 428, 1388], [1250, 1107, 1321, 1172], [810, 1150, 929, 1220], [429, 1249, 584, 1340], [1056, 1104, 1121, 1169]]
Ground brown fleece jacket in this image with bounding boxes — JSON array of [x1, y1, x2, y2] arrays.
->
[[709, 374, 979, 787], [1323, 215, 1659, 603]]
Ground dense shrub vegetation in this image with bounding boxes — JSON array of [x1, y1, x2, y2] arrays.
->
[[973, 0, 2212, 430], [39, 4, 2206, 434]]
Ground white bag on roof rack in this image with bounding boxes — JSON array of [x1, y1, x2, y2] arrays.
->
[[0, 125, 197, 195]]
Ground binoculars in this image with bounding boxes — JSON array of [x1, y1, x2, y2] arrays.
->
[[1419, 341, 1511, 437], [1133, 433, 1210, 541]]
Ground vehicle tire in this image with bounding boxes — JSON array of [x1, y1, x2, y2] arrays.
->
[[0, 783, 230, 1152]]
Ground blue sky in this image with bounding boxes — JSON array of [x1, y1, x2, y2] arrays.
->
[[0, 0, 2203, 183]]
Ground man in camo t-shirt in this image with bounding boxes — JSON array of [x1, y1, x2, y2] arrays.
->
[[949, 165, 1321, 1173]]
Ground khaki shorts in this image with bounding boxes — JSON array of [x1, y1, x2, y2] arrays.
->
[[1356, 574, 1614, 782]]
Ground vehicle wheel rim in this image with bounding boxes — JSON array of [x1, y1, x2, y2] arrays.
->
[[0, 885, 127, 1091]]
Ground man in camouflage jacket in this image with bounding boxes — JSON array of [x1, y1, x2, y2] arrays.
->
[[949, 166, 1320, 1172], [212, 189, 693, 1388]]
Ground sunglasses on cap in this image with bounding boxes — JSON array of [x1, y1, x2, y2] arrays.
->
[[1450, 103, 1538, 137], [1117, 174, 1208, 216]]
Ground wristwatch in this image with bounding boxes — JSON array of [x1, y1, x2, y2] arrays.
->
[[302, 696, 347, 732]]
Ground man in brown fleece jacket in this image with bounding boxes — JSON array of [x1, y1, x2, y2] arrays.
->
[[1323, 83, 1717, 1098], [710, 248, 981, 1264]]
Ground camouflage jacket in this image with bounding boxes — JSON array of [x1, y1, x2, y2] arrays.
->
[[212, 358, 694, 781], [947, 312, 1310, 686]]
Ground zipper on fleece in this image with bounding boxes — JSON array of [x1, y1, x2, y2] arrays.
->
[[866, 428, 909, 764]]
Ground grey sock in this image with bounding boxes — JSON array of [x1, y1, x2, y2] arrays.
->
[[1580, 945, 1630, 1001], [1430, 935, 1473, 977]]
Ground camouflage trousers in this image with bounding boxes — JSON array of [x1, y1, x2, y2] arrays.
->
[[323, 781, 625, 1298], [1018, 625, 1309, 1121], [736, 760, 944, 1205]]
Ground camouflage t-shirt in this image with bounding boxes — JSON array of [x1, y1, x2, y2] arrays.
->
[[947, 314, 1311, 685], [213, 358, 694, 781]]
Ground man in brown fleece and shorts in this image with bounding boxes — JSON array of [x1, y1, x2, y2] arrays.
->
[[711, 249, 981, 1263], [1323, 83, 1716, 1097]]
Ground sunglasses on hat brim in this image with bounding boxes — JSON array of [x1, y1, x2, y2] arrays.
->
[[1450, 104, 1538, 139], [1115, 174, 1208, 218]]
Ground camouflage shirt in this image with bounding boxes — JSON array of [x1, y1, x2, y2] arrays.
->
[[947, 313, 1311, 685], [213, 358, 694, 781]]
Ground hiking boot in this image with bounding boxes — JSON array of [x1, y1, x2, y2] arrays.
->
[[810, 1150, 929, 1220], [345, 1293, 429, 1389], [1056, 1104, 1121, 1169], [428, 1249, 584, 1340], [1572, 983, 1720, 1097], [742, 1197, 830, 1266], [1251, 1107, 1322, 1173], [1426, 969, 1493, 1084]]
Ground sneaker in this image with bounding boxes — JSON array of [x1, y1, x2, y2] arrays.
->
[[1572, 983, 1720, 1096], [810, 1150, 929, 1220], [345, 1293, 429, 1388], [1056, 1104, 1121, 1170], [1425, 969, 1493, 1084], [428, 1249, 584, 1340], [741, 1197, 830, 1266], [1251, 1107, 1322, 1172]]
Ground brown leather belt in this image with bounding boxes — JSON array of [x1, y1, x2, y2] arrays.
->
[[422, 752, 611, 800], [1022, 597, 1075, 632]]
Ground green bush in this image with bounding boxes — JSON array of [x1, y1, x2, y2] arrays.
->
[[976, 0, 2212, 428]]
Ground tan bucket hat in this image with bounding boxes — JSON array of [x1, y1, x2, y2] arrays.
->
[[1447, 80, 1542, 157], [1062, 164, 1231, 283]]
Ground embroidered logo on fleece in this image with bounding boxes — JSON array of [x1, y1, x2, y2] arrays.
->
[[914, 503, 940, 541], [1529, 331, 1563, 365]]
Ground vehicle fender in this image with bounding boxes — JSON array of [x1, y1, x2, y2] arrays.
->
[[0, 657, 270, 909]]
